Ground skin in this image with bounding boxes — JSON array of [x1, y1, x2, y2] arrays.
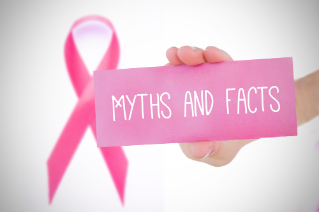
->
[[165, 46, 319, 167]]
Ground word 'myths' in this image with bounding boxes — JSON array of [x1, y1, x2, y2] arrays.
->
[[112, 92, 172, 121]]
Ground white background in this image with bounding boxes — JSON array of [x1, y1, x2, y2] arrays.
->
[[1, 0, 319, 211]]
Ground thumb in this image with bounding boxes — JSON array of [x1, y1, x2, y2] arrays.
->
[[179, 139, 256, 167]]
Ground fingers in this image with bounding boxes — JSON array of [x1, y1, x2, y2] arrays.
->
[[166, 46, 206, 66], [166, 46, 233, 66], [179, 139, 255, 167], [204, 46, 233, 62], [177, 46, 206, 66], [166, 47, 183, 65]]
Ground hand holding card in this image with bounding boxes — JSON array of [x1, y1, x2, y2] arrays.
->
[[167, 46, 318, 167], [94, 46, 318, 167], [167, 46, 269, 167]]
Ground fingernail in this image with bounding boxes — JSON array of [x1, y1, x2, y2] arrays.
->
[[201, 142, 218, 159], [190, 141, 218, 159], [189, 46, 196, 51], [216, 47, 232, 60]]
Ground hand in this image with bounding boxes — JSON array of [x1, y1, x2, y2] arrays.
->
[[166, 46, 319, 167], [165, 46, 255, 167]]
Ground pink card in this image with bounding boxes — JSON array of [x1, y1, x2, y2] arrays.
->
[[94, 58, 297, 147]]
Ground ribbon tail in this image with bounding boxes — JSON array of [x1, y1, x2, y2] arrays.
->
[[100, 146, 128, 206], [90, 119, 128, 205], [47, 80, 95, 204]]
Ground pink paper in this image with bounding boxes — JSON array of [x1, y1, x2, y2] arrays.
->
[[94, 57, 297, 147]]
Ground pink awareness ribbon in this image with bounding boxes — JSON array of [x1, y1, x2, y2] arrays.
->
[[47, 15, 128, 205]]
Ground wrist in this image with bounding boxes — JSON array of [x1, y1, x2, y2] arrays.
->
[[294, 69, 319, 126]]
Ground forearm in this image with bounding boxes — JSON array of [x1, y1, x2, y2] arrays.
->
[[295, 69, 319, 126]]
